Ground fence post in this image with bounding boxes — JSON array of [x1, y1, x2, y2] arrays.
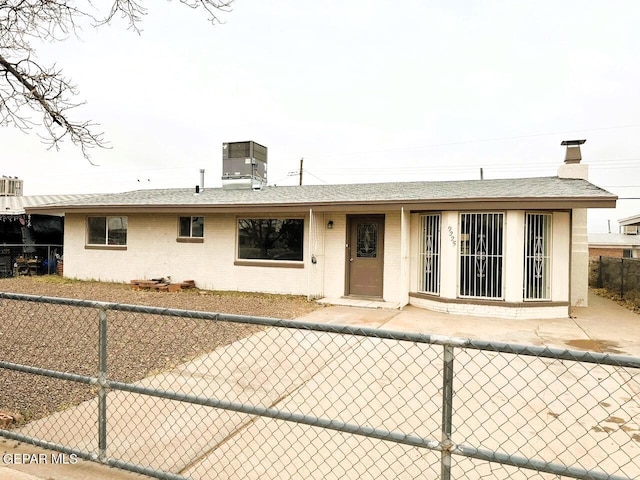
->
[[620, 258, 625, 299], [98, 308, 108, 463], [598, 256, 603, 288], [441, 345, 454, 480]]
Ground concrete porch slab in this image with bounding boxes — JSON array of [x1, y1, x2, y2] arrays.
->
[[316, 297, 400, 310]]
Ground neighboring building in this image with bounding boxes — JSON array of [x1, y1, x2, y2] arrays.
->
[[1, 191, 97, 275], [25, 141, 616, 319], [1, 193, 97, 245], [619, 213, 640, 234], [0, 176, 24, 197], [589, 214, 640, 258]]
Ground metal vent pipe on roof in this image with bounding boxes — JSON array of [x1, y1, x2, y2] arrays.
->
[[561, 139, 586, 164], [199, 169, 205, 192]]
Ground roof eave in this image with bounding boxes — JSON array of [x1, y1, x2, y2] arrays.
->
[[23, 195, 618, 215], [619, 214, 640, 226]]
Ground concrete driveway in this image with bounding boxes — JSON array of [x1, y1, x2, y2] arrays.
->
[[311, 290, 640, 356], [2, 290, 639, 479]]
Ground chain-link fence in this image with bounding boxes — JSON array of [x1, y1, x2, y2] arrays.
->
[[1, 291, 639, 479]]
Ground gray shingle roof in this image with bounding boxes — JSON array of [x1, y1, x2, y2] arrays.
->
[[0, 194, 99, 216], [23, 176, 615, 211]]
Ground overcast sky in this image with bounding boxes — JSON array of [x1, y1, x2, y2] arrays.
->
[[2, 0, 639, 232]]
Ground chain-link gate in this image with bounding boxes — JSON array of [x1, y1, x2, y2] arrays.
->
[[1, 291, 639, 479]]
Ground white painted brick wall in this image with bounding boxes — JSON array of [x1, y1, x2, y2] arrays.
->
[[64, 213, 308, 295], [382, 211, 401, 304], [320, 210, 404, 304], [322, 213, 348, 299], [63, 206, 575, 313]]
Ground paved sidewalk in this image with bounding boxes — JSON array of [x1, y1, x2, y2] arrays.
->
[[1, 290, 638, 479]]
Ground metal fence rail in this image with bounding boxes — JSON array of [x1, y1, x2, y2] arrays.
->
[[0, 291, 639, 479]]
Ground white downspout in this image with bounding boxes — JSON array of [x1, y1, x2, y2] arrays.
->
[[400, 207, 405, 309], [307, 208, 313, 301]]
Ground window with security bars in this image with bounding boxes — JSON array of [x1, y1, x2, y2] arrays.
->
[[459, 212, 503, 298], [524, 213, 552, 300], [419, 214, 441, 294]]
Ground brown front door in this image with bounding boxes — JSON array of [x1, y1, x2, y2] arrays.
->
[[347, 215, 384, 297]]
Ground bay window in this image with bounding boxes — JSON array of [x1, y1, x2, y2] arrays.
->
[[524, 213, 552, 300], [419, 214, 441, 295], [459, 212, 504, 299]]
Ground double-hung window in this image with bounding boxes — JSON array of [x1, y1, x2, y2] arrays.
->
[[87, 216, 127, 246], [459, 212, 504, 299], [179, 216, 204, 239]]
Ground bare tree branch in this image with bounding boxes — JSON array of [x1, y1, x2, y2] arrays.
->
[[0, 0, 233, 161]]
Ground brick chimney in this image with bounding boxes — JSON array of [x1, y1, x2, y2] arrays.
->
[[558, 139, 588, 180]]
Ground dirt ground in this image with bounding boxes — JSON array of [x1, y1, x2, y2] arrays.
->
[[0, 276, 322, 317], [0, 276, 322, 424]]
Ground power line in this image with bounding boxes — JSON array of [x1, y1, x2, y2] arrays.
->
[[303, 170, 330, 184], [302, 124, 640, 159], [308, 164, 639, 177], [303, 156, 639, 177]]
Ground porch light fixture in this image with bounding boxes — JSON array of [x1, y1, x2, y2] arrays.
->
[[327, 220, 334, 229]]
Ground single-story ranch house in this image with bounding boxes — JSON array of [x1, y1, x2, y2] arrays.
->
[[25, 141, 616, 319]]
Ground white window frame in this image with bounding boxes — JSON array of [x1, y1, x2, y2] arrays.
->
[[418, 214, 441, 295], [459, 212, 504, 299], [524, 212, 552, 301]]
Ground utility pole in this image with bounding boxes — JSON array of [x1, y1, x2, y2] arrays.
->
[[299, 158, 304, 185]]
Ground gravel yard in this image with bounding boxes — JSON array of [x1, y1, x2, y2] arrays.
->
[[0, 276, 321, 425]]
